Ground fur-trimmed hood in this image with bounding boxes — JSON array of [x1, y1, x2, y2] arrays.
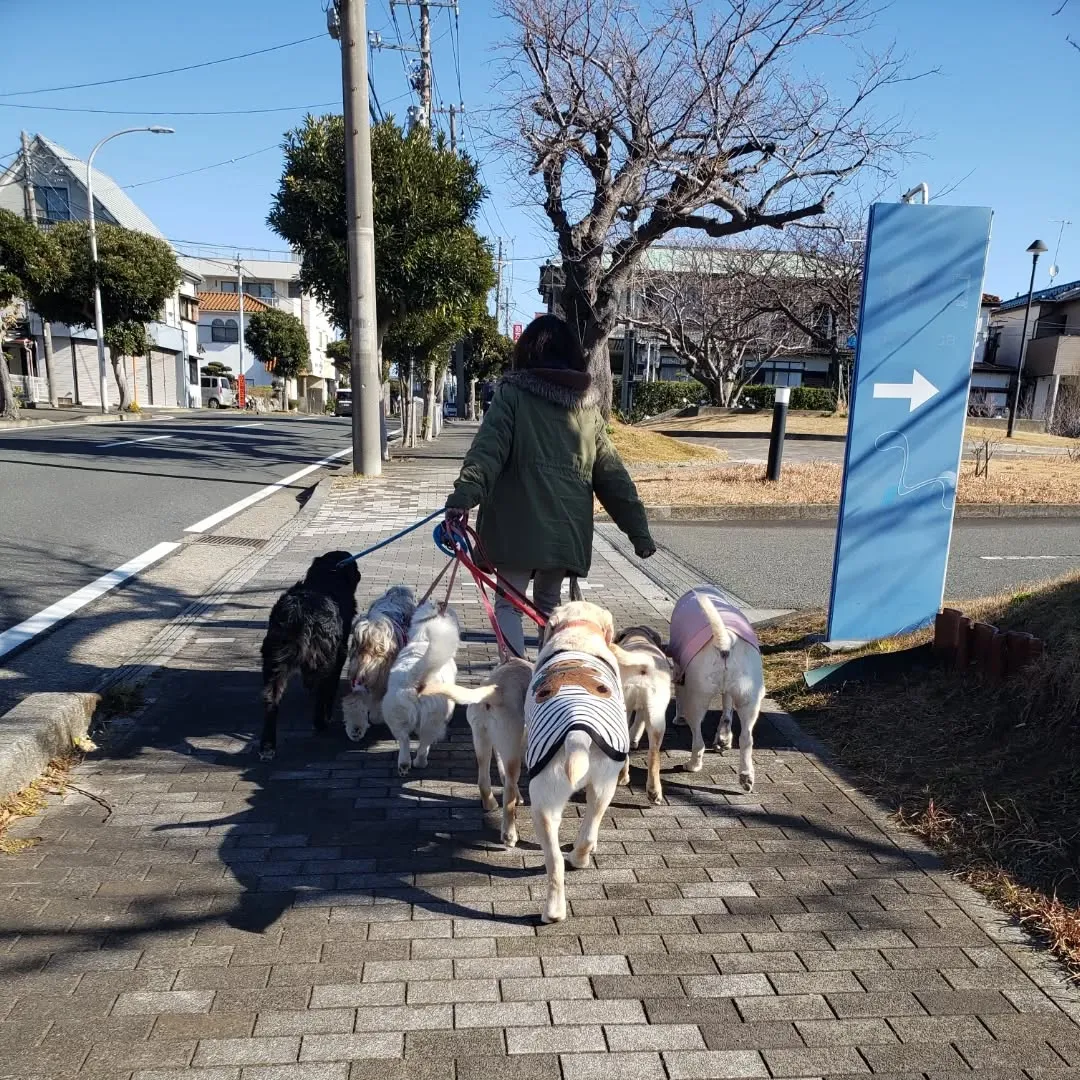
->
[[499, 368, 602, 411]]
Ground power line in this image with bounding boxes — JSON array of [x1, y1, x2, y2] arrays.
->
[[124, 145, 280, 189], [0, 34, 326, 98], [0, 100, 338, 116]]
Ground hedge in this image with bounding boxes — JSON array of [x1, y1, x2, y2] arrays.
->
[[616, 380, 708, 423], [736, 384, 837, 411]]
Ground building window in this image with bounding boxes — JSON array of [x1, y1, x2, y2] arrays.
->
[[288, 280, 302, 299], [37, 186, 71, 221], [219, 280, 238, 293], [211, 317, 239, 343], [246, 282, 274, 299], [179, 295, 199, 323]]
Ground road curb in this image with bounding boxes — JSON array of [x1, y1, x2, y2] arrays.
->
[[654, 428, 848, 443], [602, 503, 1080, 523], [0, 412, 171, 431], [0, 692, 99, 801]]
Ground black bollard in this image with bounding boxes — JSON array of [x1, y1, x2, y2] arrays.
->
[[765, 386, 790, 482]]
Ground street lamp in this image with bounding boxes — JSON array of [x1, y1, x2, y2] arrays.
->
[[1007, 238, 1049, 438], [87, 126, 174, 413]]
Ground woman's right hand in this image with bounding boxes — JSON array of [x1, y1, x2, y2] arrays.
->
[[444, 507, 468, 528]]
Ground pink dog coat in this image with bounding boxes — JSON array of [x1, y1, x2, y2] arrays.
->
[[669, 587, 759, 672]]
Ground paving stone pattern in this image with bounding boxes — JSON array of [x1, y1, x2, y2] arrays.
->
[[3, 426, 1079, 1079]]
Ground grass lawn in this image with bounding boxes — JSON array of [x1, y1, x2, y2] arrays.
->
[[649, 410, 1078, 451], [607, 422, 725, 466], [759, 571, 1080, 973], [632, 455, 1080, 506]]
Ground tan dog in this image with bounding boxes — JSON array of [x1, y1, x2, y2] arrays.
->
[[422, 657, 532, 848], [611, 625, 673, 804], [526, 601, 628, 923]]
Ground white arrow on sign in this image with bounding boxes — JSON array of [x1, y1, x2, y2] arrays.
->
[[872, 369, 939, 412]]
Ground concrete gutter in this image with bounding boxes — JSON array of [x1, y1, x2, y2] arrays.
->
[[0, 692, 99, 800], [601, 503, 1080, 523]]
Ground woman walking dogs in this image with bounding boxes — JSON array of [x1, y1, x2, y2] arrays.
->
[[444, 314, 656, 657]]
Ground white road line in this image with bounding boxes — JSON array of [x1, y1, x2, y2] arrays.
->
[[98, 434, 175, 449], [184, 446, 352, 534], [0, 542, 181, 659], [226, 422, 265, 429], [193, 636, 236, 644], [979, 554, 1080, 561]]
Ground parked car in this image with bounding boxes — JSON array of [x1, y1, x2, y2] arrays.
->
[[443, 401, 457, 419], [200, 375, 236, 409], [334, 389, 353, 417]]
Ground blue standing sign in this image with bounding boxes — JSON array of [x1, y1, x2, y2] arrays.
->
[[827, 202, 993, 642]]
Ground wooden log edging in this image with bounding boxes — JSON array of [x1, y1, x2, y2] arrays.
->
[[933, 608, 1045, 682]]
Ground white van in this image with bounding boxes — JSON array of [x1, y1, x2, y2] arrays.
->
[[200, 375, 236, 409]]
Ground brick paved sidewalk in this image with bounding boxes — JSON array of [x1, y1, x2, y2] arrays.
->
[[3, 424, 1079, 1080]]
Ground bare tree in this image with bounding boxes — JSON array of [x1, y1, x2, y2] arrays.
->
[[627, 244, 802, 405], [498, 0, 910, 411]]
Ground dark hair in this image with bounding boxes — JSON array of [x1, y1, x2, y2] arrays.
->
[[512, 314, 587, 373]]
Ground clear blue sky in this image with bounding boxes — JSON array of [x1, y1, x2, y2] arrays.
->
[[2, 0, 1078, 322]]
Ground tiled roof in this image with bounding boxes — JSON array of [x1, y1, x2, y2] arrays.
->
[[995, 278, 1080, 312], [197, 291, 273, 313]]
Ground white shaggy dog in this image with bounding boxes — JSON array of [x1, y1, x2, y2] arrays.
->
[[381, 600, 461, 776], [422, 657, 532, 847], [526, 601, 628, 924], [611, 625, 673, 805], [342, 585, 416, 743], [669, 587, 765, 792]]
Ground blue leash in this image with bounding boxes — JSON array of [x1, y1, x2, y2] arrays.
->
[[337, 509, 444, 566]]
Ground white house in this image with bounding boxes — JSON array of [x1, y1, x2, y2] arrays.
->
[[179, 253, 338, 412], [0, 134, 198, 408]]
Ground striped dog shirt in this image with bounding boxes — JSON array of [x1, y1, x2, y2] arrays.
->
[[525, 649, 629, 777]]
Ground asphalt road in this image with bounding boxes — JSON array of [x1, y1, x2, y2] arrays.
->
[[0, 413, 399, 646], [652, 518, 1080, 611]]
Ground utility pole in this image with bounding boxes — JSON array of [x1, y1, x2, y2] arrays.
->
[[495, 237, 504, 335], [331, 0, 383, 475], [419, 3, 432, 127], [19, 131, 58, 408], [236, 255, 248, 405]]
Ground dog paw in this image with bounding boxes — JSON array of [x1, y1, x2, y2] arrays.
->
[[618, 769, 630, 787], [502, 827, 518, 849], [566, 846, 592, 870], [397, 762, 412, 777], [258, 746, 276, 762], [684, 753, 704, 773], [647, 785, 663, 805], [541, 902, 566, 924], [739, 772, 755, 793], [481, 792, 498, 812]]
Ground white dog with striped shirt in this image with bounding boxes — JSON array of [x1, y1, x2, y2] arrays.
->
[[525, 601, 629, 924]]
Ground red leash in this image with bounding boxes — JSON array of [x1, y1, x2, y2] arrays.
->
[[442, 519, 546, 661]]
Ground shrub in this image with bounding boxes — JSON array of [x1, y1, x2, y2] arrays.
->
[[735, 385, 837, 411], [124, 401, 141, 413], [619, 380, 708, 423], [287, 398, 299, 411]]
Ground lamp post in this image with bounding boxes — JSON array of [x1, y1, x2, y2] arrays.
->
[[87, 126, 174, 413], [1007, 238, 1049, 438]]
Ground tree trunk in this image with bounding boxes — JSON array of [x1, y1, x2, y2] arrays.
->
[[561, 265, 615, 418], [42, 323, 58, 408], [111, 353, 132, 411], [0, 350, 19, 420], [468, 377, 477, 420], [422, 360, 436, 441], [406, 359, 416, 447]]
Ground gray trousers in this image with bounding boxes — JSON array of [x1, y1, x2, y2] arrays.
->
[[495, 568, 565, 658]]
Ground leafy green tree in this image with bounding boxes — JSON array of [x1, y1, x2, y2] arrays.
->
[[326, 338, 351, 384], [268, 116, 495, 357], [244, 308, 310, 409], [0, 210, 180, 411]]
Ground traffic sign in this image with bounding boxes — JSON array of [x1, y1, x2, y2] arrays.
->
[[827, 202, 992, 642], [846, 333, 857, 350], [512, 323, 523, 341]]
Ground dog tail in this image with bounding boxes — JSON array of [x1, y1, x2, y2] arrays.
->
[[412, 616, 460, 690], [563, 730, 592, 787], [420, 682, 501, 706], [699, 595, 734, 654]]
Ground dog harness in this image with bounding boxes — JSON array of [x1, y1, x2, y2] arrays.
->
[[669, 587, 760, 673], [525, 649, 629, 777]]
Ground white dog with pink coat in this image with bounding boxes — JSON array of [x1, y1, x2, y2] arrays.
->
[[669, 586, 765, 792]]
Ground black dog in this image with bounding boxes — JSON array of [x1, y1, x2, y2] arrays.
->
[[259, 551, 360, 760]]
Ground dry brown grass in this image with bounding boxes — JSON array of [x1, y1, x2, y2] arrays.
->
[[607, 422, 724, 466], [0, 753, 82, 855], [631, 455, 1080, 506], [761, 571, 1080, 975], [649, 411, 847, 436]]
